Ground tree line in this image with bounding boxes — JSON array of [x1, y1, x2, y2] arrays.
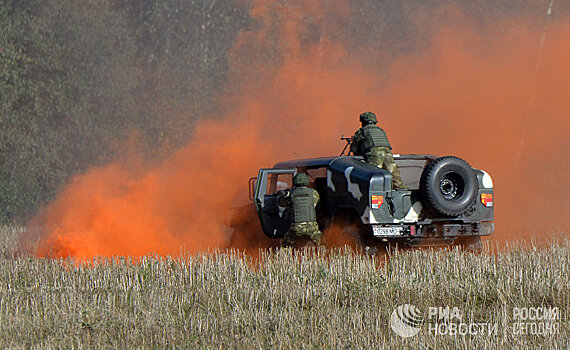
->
[[0, 0, 251, 223], [0, 0, 551, 224]]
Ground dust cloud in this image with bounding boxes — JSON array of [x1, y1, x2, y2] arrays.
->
[[25, 1, 569, 258]]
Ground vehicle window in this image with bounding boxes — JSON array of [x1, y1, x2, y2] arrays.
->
[[266, 173, 293, 195]]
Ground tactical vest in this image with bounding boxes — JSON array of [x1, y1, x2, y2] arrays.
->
[[290, 187, 317, 223], [361, 125, 391, 152]]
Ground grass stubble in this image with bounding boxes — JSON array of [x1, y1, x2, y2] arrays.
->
[[0, 226, 568, 349]]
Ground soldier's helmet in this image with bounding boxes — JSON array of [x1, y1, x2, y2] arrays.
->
[[293, 173, 309, 187], [359, 112, 378, 124]]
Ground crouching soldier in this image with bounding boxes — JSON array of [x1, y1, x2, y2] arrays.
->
[[350, 111, 407, 189], [277, 173, 322, 247]]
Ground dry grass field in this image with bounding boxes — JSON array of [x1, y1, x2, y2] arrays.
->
[[0, 226, 568, 349]]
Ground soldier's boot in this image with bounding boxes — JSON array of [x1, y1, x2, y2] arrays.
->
[[299, 223, 322, 246], [282, 232, 297, 248], [309, 230, 323, 246], [386, 163, 408, 190]]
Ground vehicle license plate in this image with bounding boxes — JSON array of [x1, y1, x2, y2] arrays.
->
[[372, 226, 403, 237]]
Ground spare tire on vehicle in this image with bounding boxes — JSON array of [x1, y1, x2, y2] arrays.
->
[[419, 156, 478, 216]]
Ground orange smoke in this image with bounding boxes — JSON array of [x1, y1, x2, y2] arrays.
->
[[25, 1, 569, 258], [379, 18, 570, 241]]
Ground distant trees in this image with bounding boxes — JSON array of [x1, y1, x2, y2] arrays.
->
[[0, 0, 250, 223]]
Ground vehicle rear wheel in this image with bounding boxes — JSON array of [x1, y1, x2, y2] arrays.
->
[[323, 211, 362, 249], [323, 211, 390, 255], [419, 156, 478, 216]]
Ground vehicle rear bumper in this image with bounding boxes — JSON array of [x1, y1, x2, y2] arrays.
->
[[420, 222, 494, 237], [372, 222, 494, 238]]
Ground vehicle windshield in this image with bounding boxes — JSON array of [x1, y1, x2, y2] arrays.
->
[[266, 173, 293, 195]]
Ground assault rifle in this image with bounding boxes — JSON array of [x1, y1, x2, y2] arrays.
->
[[340, 135, 353, 156]]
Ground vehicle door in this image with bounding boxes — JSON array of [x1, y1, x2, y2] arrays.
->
[[254, 168, 296, 238]]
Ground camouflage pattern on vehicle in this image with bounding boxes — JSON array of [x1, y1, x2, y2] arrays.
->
[[241, 151, 494, 252]]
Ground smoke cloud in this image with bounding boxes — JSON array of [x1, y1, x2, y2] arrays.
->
[[25, 1, 569, 258]]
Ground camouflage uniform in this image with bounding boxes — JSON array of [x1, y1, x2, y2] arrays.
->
[[277, 174, 322, 247], [281, 222, 321, 247], [350, 112, 407, 190]]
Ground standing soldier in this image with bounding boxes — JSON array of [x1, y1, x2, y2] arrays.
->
[[277, 173, 322, 247], [350, 111, 407, 189]]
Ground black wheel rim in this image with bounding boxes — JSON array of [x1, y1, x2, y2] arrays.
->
[[439, 175, 459, 200]]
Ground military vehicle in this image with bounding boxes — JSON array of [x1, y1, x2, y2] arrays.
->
[[230, 147, 494, 252]]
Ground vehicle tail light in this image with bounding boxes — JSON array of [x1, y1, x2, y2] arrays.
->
[[481, 193, 493, 207], [371, 195, 384, 209]]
